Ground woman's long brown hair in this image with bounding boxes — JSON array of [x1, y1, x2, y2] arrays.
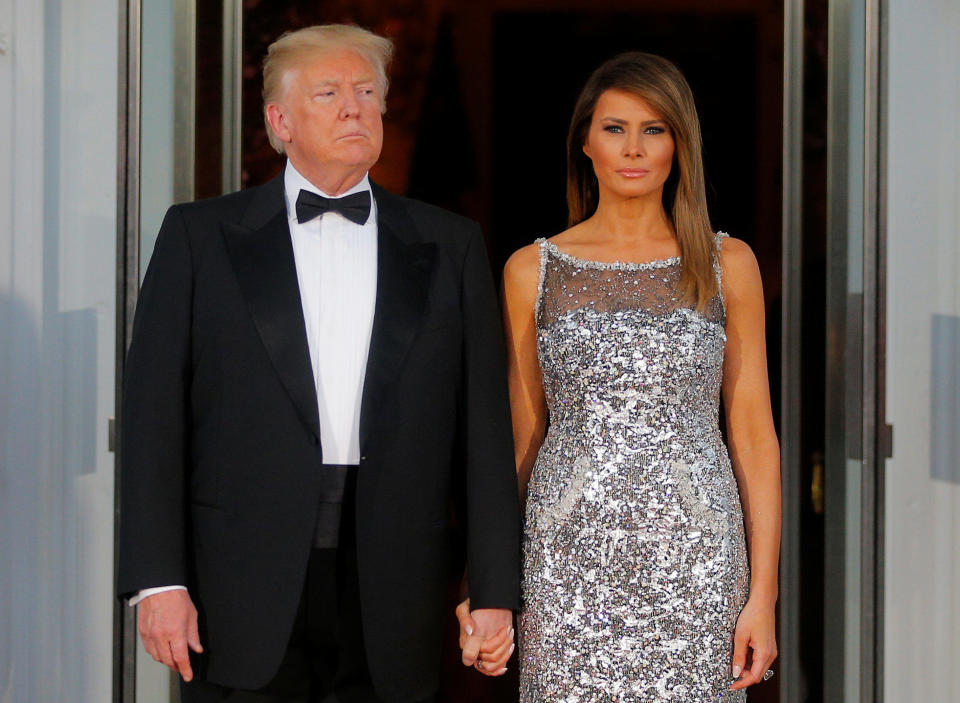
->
[[567, 52, 717, 309]]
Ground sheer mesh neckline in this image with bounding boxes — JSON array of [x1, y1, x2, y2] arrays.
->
[[534, 232, 729, 331], [536, 232, 729, 271], [536, 237, 680, 272]]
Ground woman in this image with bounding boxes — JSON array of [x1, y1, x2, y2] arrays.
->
[[459, 52, 780, 700]]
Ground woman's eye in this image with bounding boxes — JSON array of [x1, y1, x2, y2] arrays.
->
[[603, 125, 624, 134], [645, 126, 666, 135]]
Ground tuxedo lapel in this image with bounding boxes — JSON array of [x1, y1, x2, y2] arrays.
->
[[222, 177, 320, 438], [359, 186, 436, 454]]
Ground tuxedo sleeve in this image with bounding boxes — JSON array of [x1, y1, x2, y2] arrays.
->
[[117, 205, 193, 598], [460, 225, 522, 611]]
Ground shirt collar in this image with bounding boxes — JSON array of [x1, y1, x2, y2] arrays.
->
[[283, 160, 372, 222]]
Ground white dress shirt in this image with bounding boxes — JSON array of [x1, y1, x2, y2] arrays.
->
[[285, 161, 378, 465], [129, 162, 378, 606]]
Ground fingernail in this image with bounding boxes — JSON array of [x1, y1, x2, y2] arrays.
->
[[509, 627, 515, 639], [509, 643, 516, 655], [465, 624, 474, 636], [732, 665, 742, 678]]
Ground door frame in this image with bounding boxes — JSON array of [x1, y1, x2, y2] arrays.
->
[[113, 1, 890, 700]]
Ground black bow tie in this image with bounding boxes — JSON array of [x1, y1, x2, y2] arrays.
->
[[296, 189, 371, 225]]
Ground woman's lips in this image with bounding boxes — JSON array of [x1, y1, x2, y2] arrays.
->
[[617, 168, 650, 177]]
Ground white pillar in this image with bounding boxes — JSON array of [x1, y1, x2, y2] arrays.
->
[[884, 1, 960, 700]]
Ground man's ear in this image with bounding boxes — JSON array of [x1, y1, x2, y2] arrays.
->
[[265, 103, 292, 144]]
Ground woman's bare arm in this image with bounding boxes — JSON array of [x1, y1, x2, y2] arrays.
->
[[719, 236, 782, 690], [501, 243, 548, 504]]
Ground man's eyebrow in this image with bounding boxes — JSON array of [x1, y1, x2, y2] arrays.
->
[[311, 77, 376, 87]]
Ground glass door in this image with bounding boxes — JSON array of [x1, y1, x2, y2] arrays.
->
[[823, 0, 885, 701], [117, 0, 197, 701]]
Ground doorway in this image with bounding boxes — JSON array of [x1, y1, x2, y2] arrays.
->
[[115, 1, 886, 701]]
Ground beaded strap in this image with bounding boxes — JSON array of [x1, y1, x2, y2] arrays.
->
[[713, 231, 730, 314], [534, 237, 549, 330]]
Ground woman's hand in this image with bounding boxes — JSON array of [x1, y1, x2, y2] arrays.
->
[[456, 598, 514, 676], [729, 596, 777, 690]]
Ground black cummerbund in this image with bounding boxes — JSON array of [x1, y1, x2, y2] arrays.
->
[[313, 463, 359, 549]]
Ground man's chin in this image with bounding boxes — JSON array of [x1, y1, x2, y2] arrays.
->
[[336, 151, 381, 172]]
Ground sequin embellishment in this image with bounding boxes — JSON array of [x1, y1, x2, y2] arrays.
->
[[519, 236, 749, 702]]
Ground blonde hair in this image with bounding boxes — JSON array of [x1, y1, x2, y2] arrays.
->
[[262, 24, 394, 154], [567, 52, 717, 309]]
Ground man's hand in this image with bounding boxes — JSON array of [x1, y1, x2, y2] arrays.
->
[[456, 599, 514, 676], [137, 589, 203, 682]]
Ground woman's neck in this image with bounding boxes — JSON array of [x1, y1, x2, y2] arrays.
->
[[588, 191, 674, 243]]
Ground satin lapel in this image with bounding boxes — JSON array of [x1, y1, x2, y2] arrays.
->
[[359, 190, 436, 454], [222, 184, 320, 438]]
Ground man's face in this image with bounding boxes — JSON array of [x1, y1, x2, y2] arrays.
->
[[267, 48, 384, 189]]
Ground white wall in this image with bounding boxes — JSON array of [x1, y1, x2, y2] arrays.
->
[[884, 1, 960, 701], [0, 0, 118, 701]]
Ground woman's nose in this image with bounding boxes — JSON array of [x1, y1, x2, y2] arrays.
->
[[623, 133, 645, 158]]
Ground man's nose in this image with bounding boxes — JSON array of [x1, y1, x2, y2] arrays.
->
[[339, 91, 360, 119]]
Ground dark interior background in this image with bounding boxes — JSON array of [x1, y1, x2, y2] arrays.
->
[[189, 1, 837, 700]]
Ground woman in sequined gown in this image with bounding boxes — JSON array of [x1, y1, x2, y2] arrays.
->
[[458, 53, 781, 701]]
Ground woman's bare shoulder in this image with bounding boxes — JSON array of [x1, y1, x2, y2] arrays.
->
[[717, 235, 763, 300], [503, 242, 542, 303], [719, 235, 760, 272]]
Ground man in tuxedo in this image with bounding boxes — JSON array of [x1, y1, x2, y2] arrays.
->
[[117, 24, 519, 702]]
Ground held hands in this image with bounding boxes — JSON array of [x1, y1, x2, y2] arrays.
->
[[137, 589, 203, 682], [730, 596, 777, 690], [456, 599, 515, 677]]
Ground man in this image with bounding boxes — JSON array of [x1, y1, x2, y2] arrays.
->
[[118, 24, 519, 703]]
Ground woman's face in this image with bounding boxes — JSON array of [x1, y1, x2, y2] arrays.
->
[[582, 89, 675, 203]]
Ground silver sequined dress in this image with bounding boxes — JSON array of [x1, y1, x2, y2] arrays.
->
[[519, 235, 749, 702]]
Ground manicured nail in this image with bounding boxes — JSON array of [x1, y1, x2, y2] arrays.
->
[[732, 665, 742, 678], [465, 624, 474, 636], [509, 627, 515, 639]]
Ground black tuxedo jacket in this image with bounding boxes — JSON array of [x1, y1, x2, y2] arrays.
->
[[117, 175, 521, 701]]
